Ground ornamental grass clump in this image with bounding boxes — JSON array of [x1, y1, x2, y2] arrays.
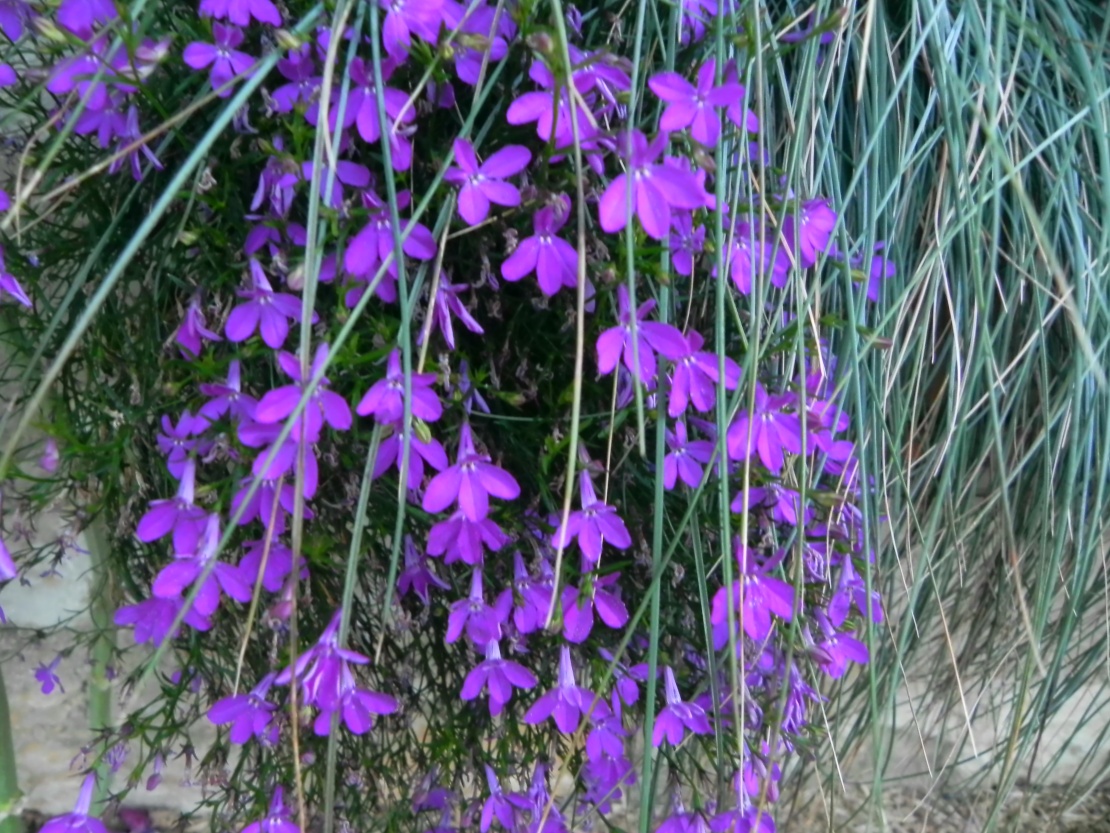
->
[[1, 0, 927, 831]]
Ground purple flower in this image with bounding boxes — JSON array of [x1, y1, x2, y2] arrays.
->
[[151, 515, 253, 617], [509, 551, 554, 634], [270, 45, 319, 113], [669, 330, 741, 417], [41, 438, 59, 474], [174, 296, 221, 359], [47, 35, 132, 111], [0, 535, 16, 581], [276, 609, 369, 714], [710, 545, 795, 645], [317, 662, 398, 736], [423, 273, 485, 350], [40, 774, 108, 833], [652, 667, 711, 746], [423, 423, 520, 522], [135, 458, 209, 553], [253, 343, 353, 441], [720, 220, 791, 294], [300, 159, 371, 211], [561, 574, 628, 643], [0, 253, 30, 307], [649, 58, 743, 146], [552, 471, 632, 567], [35, 654, 64, 694], [356, 349, 442, 424], [726, 383, 803, 475], [446, 568, 511, 646], [0, 0, 32, 42], [56, 0, 115, 36], [596, 284, 688, 383], [781, 199, 837, 269], [225, 259, 307, 349], [597, 130, 704, 240], [810, 612, 869, 678], [113, 596, 211, 645], [324, 58, 414, 149], [670, 212, 705, 276], [461, 640, 537, 716], [500, 194, 577, 297], [380, 0, 443, 59], [238, 537, 299, 592], [854, 241, 896, 302], [663, 421, 713, 490], [444, 138, 530, 226], [426, 510, 508, 566], [155, 410, 205, 478], [207, 672, 279, 745], [523, 646, 603, 734], [397, 535, 449, 604], [199, 0, 280, 27], [239, 787, 299, 833], [182, 24, 255, 97], [479, 766, 519, 833], [198, 360, 257, 426], [343, 189, 437, 292], [373, 422, 448, 490]]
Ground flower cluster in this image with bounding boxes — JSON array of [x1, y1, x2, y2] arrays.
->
[[1, 2, 897, 833]]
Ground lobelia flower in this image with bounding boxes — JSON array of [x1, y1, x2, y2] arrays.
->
[[40, 773, 108, 833], [0, 0, 31, 42], [561, 574, 629, 643], [720, 220, 791, 294], [270, 45, 319, 113], [597, 130, 704, 241], [853, 240, 896, 302], [508, 551, 554, 634], [109, 106, 164, 181], [151, 514, 253, 618], [663, 420, 714, 490], [426, 509, 508, 566], [670, 212, 705, 276], [444, 138, 531, 226], [669, 330, 742, 417], [182, 24, 256, 97], [300, 159, 371, 212], [809, 610, 869, 679], [446, 568, 511, 646], [552, 471, 632, 567], [0, 251, 30, 306], [500, 194, 577, 296], [372, 421, 448, 491], [343, 189, 437, 299], [461, 640, 537, 716], [199, 360, 258, 426], [506, 63, 597, 150], [57, 0, 115, 37], [230, 473, 309, 535], [199, 0, 280, 28], [253, 343, 353, 441], [0, 536, 15, 582], [136, 458, 209, 553], [207, 672, 280, 745], [41, 437, 60, 474], [596, 284, 688, 384], [174, 296, 221, 359], [155, 410, 208, 478], [238, 787, 299, 833], [238, 537, 300, 592], [35, 654, 64, 694], [319, 661, 398, 735], [479, 766, 519, 833], [780, 199, 837, 269], [276, 608, 368, 712], [113, 595, 212, 645], [225, 259, 309, 349], [649, 58, 744, 146], [397, 535, 449, 604], [653, 667, 712, 746], [423, 423, 520, 522], [523, 645, 604, 733], [320, 58, 414, 158], [726, 382, 803, 475], [357, 348, 442, 424], [710, 544, 795, 645], [423, 273, 485, 350], [440, 0, 512, 85], [379, 0, 443, 59]]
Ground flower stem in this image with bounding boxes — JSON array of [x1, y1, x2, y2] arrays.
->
[[0, 663, 24, 833], [84, 518, 116, 814]]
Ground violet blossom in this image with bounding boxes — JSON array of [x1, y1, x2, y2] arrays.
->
[[446, 568, 511, 646], [552, 471, 632, 567], [423, 423, 520, 522], [225, 259, 308, 349], [426, 509, 509, 566], [135, 458, 209, 553], [595, 284, 688, 383], [40, 774, 108, 833], [461, 640, 537, 716], [397, 535, 449, 604], [182, 24, 255, 97], [669, 330, 741, 417], [207, 672, 280, 745], [663, 420, 713, 490], [253, 343, 353, 441], [238, 787, 299, 833], [356, 348, 442, 424], [652, 667, 711, 746], [649, 58, 743, 146], [444, 138, 530, 226], [726, 382, 803, 475], [174, 296, 221, 359], [501, 194, 577, 297], [34, 654, 64, 694], [523, 645, 603, 734]]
